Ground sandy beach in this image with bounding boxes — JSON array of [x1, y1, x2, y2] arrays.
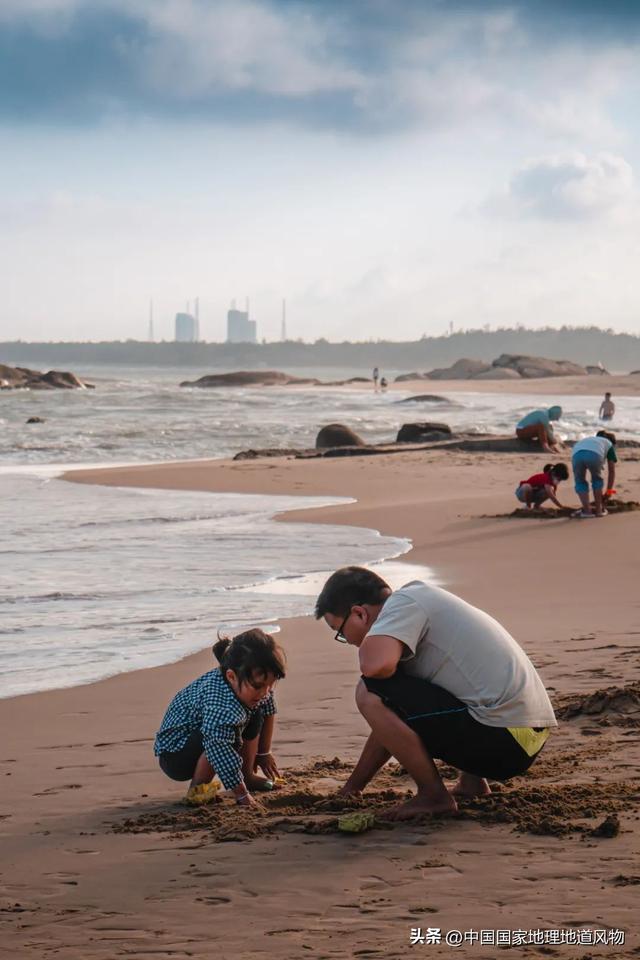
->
[[3, 443, 640, 959], [388, 374, 640, 397]]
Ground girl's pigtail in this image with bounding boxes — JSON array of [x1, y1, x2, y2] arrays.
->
[[212, 634, 232, 663]]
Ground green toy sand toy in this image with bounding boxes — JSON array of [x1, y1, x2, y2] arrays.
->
[[338, 811, 375, 833]]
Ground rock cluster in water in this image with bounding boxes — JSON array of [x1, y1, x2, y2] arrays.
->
[[0, 363, 93, 390], [395, 354, 603, 382], [180, 370, 371, 388]]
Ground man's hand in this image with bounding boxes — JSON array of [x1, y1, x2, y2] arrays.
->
[[337, 783, 363, 799]]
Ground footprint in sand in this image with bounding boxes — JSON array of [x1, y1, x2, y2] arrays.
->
[[44, 871, 80, 885], [33, 783, 83, 796]]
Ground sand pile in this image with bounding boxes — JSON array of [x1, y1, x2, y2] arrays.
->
[[489, 498, 640, 520], [112, 755, 638, 843], [556, 682, 640, 727], [459, 784, 633, 837]]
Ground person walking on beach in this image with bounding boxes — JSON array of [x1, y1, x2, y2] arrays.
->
[[154, 629, 285, 807], [315, 567, 556, 820], [515, 405, 563, 453], [571, 430, 617, 519], [372, 367, 380, 392], [599, 393, 615, 421], [515, 462, 569, 510]]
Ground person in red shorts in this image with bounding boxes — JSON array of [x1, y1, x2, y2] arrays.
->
[[515, 462, 569, 509]]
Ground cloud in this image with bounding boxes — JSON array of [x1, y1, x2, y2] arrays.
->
[[0, 0, 639, 135], [498, 152, 636, 220]]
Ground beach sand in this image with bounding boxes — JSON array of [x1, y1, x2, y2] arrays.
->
[[3, 446, 640, 958], [386, 373, 640, 397]]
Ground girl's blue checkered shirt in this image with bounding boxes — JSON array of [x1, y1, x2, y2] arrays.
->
[[154, 667, 276, 789]]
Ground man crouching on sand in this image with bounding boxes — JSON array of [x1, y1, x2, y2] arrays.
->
[[315, 567, 557, 820]]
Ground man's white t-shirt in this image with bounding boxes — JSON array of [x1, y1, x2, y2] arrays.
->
[[572, 436, 614, 461], [366, 581, 557, 729]]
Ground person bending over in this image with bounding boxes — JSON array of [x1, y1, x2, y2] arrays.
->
[[516, 406, 563, 453], [571, 430, 617, 519], [154, 629, 285, 807], [315, 567, 556, 820]]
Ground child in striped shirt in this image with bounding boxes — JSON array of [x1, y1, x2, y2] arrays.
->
[[154, 628, 286, 807]]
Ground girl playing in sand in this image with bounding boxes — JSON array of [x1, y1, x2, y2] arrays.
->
[[515, 462, 569, 510], [154, 628, 286, 807]]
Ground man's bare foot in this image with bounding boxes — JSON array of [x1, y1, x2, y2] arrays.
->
[[383, 792, 458, 821], [448, 774, 491, 798]]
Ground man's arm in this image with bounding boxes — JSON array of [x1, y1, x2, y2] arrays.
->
[[607, 461, 616, 492], [358, 634, 406, 679]]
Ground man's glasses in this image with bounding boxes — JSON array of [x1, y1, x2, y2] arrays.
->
[[334, 610, 350, 643]]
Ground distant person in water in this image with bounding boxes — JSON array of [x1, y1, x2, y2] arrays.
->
[[571, 430, 617, 519], [515, 406, 563, 453], [380, 376, 388, 392], [599, 393, 615, 421], [154, 629, 285, 807], [372, 367, 380, 392], [515, 462, 569, 510], [315, 567, 556, 820]]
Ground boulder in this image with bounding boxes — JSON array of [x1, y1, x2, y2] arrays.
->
[[180, 370, 320, 388], [396, 394, 449, 404], [233, 448, 310, 460], [427, 358, 491, 380], [41, 370, 87, 389], [396, 422, 453, 443], [394, 372, 429, 382], [319, 376, 372, 386], [473, 366, 522, 380], [315, 424, 365, 449], [0, 363, 92, 389], [492, 354, 586, 378]]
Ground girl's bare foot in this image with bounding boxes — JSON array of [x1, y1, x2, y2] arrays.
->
[[449, 774, 491, 798], [383, 791, 458, 821]]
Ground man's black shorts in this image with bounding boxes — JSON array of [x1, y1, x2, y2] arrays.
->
[[158, 711, 264, 782], [363, 673, 541, 781]]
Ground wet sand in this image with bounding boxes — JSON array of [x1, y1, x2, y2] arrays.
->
[[2, 447, 640, 958]]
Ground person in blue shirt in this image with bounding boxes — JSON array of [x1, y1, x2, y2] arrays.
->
[[571, 430, 618, 518], [516, 405, 563, 453], [154, 628, 286, 807]]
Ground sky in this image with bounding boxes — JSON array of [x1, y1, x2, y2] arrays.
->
[[1, 0, 640, 343]]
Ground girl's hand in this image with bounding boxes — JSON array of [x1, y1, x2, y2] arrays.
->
[[256, 752, 281, 781], [233, 782, 259, 808], [236, 790, 261, 809]]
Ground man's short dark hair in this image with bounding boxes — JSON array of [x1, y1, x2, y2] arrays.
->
[[596, 429, 616, 445], [315, 566, 390, 619]]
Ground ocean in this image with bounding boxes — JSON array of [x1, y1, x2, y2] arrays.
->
[[2, 364, 637, 698], [3, 364, 639, 465]]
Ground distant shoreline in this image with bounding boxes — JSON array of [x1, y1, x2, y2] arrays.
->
[[3, 325, 640, 371]]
